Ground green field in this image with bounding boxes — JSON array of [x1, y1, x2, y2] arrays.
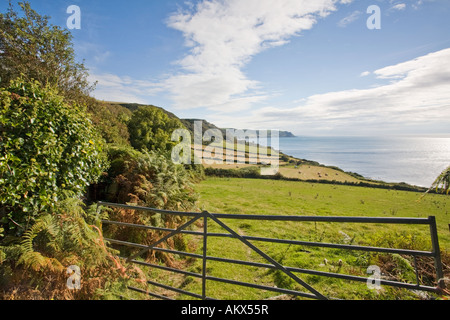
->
[[182, 178, 449, 300], [127, 177, 450, 300]]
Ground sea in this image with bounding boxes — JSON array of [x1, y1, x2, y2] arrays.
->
[[278, 136, 450, 188]]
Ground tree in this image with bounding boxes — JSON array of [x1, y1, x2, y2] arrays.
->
[[128, 106, 185, 153], [0, 1, 94, 103], [0, 78, 107, 236], [85, 98, 132, 146]]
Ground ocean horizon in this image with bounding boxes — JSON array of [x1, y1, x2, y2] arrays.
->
[[278, 135, 450, 188]]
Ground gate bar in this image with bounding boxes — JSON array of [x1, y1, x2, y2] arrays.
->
[[147, 279, 204, 300], [106, 237, 440, 293], [206, 275, 319, 299], [205, 211, 328, 300], [127, 286, 174, 300], [102, 219, 434, 256], [205, 255, 440, 293], [128, 258, 203, 278], [429, 216, 445, 290], [126, 215, 201, 262], [202, 213, 208, 300], [98, 202, 432, 224]]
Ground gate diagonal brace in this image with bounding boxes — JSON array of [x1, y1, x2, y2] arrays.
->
[[126, 215, 202, 263], [205, 212, 328, 300]]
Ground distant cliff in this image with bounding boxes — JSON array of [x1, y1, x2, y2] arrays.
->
[[278, 131, 295, 137], [181, 119, 295, 138]]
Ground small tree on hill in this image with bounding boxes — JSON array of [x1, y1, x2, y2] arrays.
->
[[128, 106, 185, 153]]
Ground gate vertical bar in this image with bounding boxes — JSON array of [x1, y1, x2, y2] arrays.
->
[[429, 216, 445, 290], [202, 212, 208, 300]]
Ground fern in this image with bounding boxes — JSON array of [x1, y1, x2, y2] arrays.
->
[[1, 197, 132, 299], [11, 198, 113, 272], [18, 214, 60, 271]]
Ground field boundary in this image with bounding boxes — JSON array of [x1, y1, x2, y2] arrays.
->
[[204, 168, 430, 193]]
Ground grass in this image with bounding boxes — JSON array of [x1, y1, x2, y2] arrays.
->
[[184, 178, 449, 300], [115, 177, 449, 300]]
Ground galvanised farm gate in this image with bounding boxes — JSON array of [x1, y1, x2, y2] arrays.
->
[[98, 201, 446, 300]]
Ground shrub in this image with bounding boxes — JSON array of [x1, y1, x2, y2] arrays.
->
[[128, 105, 185, 153], [85, 98, 132, 146], [0, 78, 107, 236]]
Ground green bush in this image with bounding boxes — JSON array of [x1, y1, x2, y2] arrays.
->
[[128, 105, 185, 153], [0, 78, 107, 236], [85, 99, 132, 146]]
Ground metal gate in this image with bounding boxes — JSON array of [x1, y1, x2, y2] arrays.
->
[[98, 201, 446, 300]]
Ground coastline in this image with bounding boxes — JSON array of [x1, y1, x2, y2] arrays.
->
[[277, 135, 450, 189]]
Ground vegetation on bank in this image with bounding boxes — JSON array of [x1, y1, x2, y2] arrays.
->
[[203, 166, 429, 193]]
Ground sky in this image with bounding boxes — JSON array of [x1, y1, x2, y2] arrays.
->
[[2, 0, 450, 136]]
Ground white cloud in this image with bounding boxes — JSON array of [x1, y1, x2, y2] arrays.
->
[[255, 48, 450, 135], [412, 0, 423, 10], [360, 71, 371, 77], [338, 10, 362, 27], [391, 3, 407, 11], [88, 72, 162, 104], [162, 0, 348, 111]]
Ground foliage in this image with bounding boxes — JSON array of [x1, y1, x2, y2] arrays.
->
[[104, 145, 198, 211], [16, 199, 108, 271], [100, 145, 199, 267], [205, 166, 264, 179], [0, 1, 94, 103], [0, 198, 137, 300], [427, 165, 450, 195], [0, 78, 107, 236], [0, 1, 204, 300], [85, 99, 132, 146], [128, 105, 186, 153]]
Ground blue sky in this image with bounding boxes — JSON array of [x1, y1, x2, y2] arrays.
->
[[2, 0, 450, 136]]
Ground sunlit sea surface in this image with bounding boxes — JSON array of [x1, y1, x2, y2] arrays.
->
[[278, 136, 450, 188]]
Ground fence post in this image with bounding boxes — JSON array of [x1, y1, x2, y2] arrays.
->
[[429, 216, 445, 290], [202, 211, 208, 300]]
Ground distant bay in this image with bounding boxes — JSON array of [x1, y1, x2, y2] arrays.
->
[[278, 136, 450, 188]]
